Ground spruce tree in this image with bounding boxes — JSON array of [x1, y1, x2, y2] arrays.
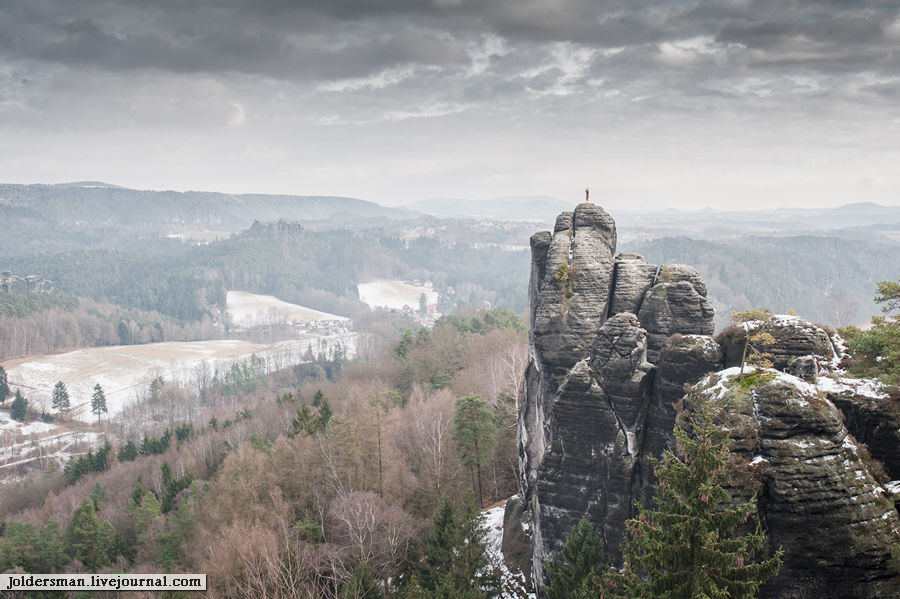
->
[[545, 519, 605, 599], [66, 497, 105, 571], [589, 400, 783, 599], [0, 365, 9, 404], [118, 440, 139, 462], [38, 519, 68, 572], [91, 383, 108, 423], [10, 389, 27, 421], [420, 491, 500, 598], [52, 381, 70, 415]]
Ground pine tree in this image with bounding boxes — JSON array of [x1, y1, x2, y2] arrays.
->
[[730, 308, 777, 375], [545, 519, 605, 599], [91, 383, 108, 423], [52, 381, 70, 415], [453, 395, 497, 507], [10, 389, 27, 421], [0, 365, 9, 404], [589, 400, 783, 599]]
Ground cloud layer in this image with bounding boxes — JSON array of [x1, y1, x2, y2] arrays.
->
[[2, 1, 898, 208]]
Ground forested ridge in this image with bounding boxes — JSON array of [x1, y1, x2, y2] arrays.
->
[[4, 220, 531, 323]]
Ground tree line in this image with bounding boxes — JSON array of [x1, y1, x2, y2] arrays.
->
[[0, 308, 528, 598]]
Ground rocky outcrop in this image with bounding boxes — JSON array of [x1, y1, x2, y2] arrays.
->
[[531, 205, 617, 380], [824, 382, 900, 482], [0, 271, 54, 294], [718, 314, 835, 371], [517, 203, 900, 598], [501, 496, 533, 581], [689, 370, 900, 598], [519, 204, 723, 587]]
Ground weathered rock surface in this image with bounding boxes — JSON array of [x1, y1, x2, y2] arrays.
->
[[637, 275, 715, 363], [641, 334, 724, 488], [501, 496, 533, 581], [786, 354, 818, 382], [690, 370, 900, 599], [532, 204, 617, 381], [718, 314, 835, 371], [519, 205, 721, 589], [826, 386, 900, 482], [516, 204, 900, 598], [608, 254, 657, 317]]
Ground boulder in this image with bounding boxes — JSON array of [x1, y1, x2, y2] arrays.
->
[[501, 496, 533, 582], [718, 315, 835, 371], [787, 355, 818, 382], [689, 370, 900, 598]]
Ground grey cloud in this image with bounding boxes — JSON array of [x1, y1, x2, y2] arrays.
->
[[3, 0, 899, 85]]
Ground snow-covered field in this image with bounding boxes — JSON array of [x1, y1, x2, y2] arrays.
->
[[2, 333, 355, 423], [357, 280, 438, 310], [226, 290, 348, 329]]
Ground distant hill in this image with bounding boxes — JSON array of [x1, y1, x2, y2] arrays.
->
[[614, 202, 900, 242], [407, 196, 571, 221], [0, 183, 416, 229]]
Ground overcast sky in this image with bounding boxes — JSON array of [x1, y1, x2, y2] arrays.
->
[[2, 0, 899, 210]]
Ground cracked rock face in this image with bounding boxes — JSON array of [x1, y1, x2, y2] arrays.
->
[[515, 204, 900, 598], [608, 254, 657, 317], [637, 269, 715, 363], [689, 371, 900, 599], [642, 334, 724, 489], [531, 205, 617, 381], [518, 204, 721, 588]]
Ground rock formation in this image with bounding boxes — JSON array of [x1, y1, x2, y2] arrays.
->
[[516, 204, 900, 598], [0, 271, 54, 294], [519, 203, 720, 582], [688, 370, 900, 598]]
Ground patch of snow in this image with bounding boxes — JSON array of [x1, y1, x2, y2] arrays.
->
[[226, 291, 348, 329], [816, 375, 887, 400], [885, 481, 900, 494], [750, 455, 768, 465], [482, 501, 535, 599], [0, 412, 57, 435], [357, 279, 438, 310], [841, 434, 859, 454], [771, 314, 803, 325]]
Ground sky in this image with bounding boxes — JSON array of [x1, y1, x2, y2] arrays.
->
[[2, 0, 899, 211]]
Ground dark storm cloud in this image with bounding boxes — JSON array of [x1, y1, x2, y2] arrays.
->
[[2, 0, 898, 84]]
